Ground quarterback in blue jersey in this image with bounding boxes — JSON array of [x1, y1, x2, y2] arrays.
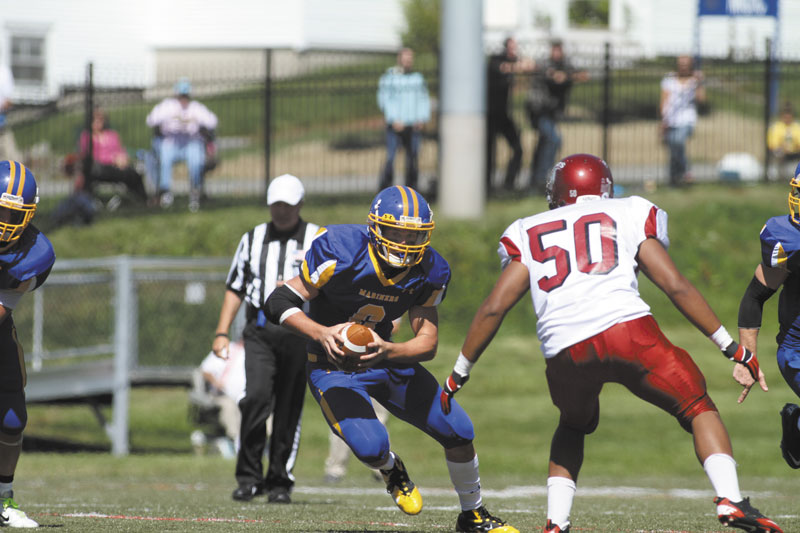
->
[[736, 163, 800, 470], [266, 186, 517, 532], [0, 161, 55, 528]]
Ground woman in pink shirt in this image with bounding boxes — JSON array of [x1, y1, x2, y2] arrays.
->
[[79, 107, 147, 203]]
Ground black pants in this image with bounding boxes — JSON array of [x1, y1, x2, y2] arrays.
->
[[87, 164, 148, 202], [0, 316, 27, 437], [235, 320, 306, 492], [379, 125, 419, 191], [486, 110, 522, 195]]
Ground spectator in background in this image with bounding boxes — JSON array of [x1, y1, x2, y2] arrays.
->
[[486, 37, 535, 196], [767, 102, 800, 180], [377, 48, 430, 192], [660, 55, 705, 187], [0, 59, 20, 162], [192, 340, 247, 459], [527, 39, 589, 194], [146, 78, 217, 211], [80, 107, 148, 205], [212, 174, 319, 504]]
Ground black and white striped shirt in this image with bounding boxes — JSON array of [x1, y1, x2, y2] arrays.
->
[[226, 218, 319, 314]]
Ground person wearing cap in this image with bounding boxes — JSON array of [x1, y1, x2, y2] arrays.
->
[[145, 77, 218, 211], [212, 174, 319, 503]]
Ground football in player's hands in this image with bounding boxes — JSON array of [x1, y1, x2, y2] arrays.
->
[[336, 323, 373, 372]]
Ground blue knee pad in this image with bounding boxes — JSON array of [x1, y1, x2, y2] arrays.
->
[[340, 417, 391, 464], [777, 345, 800, 398], [0, 391, 27, 435]]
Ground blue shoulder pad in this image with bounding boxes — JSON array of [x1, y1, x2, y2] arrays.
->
[[302, 225, 366, 289], [760, 216, 800, 270], [0, 226, 56, 287], [414, 247, 451, 307]]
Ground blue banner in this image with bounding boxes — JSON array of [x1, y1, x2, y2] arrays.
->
[[698, 0, 778, 17]]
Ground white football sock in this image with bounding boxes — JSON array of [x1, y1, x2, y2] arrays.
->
[[703, 453, 742, 502], [547, 476, 576, 528], [0, 482, 11, 498], [376, 451, 396, 471], [447, 455, 482, 511]]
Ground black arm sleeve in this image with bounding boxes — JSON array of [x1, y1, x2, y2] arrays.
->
[[738, 275, 777, 328], [265, 284, 305, 325]]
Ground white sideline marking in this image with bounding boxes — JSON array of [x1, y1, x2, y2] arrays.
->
[[295, 484, 778, 500]]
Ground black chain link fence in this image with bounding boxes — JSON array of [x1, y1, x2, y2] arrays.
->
[[6, 44, 800, 204]]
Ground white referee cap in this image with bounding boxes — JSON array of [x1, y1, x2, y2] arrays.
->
[[267, 174, 305, 206]]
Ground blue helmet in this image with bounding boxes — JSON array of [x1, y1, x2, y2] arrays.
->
[[0, 161, 38, 245], [791, 162, 800, 223], [367, 186, 434, 267]]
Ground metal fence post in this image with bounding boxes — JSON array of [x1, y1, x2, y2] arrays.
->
[[84, 63, 94, 172], [763, 39, 772, 183], [602, 42, 611, 163], [111, 255, 132, 456], [264, 48, 272, 202]]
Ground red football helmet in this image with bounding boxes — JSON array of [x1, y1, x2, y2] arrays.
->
[[546, 153, 614, 209]]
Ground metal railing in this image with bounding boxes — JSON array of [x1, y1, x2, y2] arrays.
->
[[21, 255, 242, 456]]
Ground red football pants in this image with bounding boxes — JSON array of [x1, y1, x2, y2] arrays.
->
[[545, 315, 717, 434]]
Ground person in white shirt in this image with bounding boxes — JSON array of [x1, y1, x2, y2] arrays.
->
[[440, 154, 782, 533], [146, 78, 217, 210], [199, 340, 246, 453], [660, 55, 705, 187], [0, 64, 20, 162]]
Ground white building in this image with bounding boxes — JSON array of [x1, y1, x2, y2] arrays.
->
[[1, 0, 796, 103], [0, 0, 404, 103], [486, 0, 793, 59]]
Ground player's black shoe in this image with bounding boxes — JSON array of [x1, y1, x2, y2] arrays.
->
[[379, 455, 422, 515], [455, 505, 519, 532], [779, 403, 800, 469], [543, 519, 570, 532], [715, 496, 783, 532]]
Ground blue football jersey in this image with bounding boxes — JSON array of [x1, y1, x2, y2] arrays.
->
[[301, 224, 450, 344], [0, 224, 55, 309], [759, 215, 800, 345]]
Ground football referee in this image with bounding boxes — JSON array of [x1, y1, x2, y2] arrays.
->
[[212, 174, 319, 503]]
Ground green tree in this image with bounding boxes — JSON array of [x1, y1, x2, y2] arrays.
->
[[568, 0, 609, 28], [400, 0, 441, 54]]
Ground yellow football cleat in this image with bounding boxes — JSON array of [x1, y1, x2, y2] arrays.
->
[[379, 455, 423, 515], [456, 505, 520, 532]]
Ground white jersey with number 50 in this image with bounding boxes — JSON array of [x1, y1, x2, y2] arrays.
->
[[498, 195, 669, 358]]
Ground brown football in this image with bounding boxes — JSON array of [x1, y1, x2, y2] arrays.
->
[[338, 323, 373, 371]]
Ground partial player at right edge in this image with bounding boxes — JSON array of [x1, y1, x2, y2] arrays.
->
[[734, 162, 800, 471]]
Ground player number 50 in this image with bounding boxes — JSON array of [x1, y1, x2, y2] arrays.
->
[[527, 213, 618, 292]]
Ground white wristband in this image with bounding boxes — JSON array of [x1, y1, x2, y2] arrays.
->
[[708, 325, 734, 351], [453, 353, 474, 377], [278, 307, 302, 324]]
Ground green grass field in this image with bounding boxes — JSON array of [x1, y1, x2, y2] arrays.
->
[[17, 182, 800, 531]]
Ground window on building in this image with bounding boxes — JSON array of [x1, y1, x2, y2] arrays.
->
[[568, 0, 609, 29], [11, 35, 45, 83]]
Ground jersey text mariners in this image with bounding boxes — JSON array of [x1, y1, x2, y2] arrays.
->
[[302, 224, 449, 362]]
